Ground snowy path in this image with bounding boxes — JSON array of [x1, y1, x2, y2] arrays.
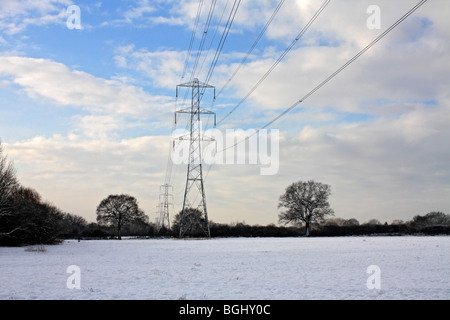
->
[[1, 236, 449, 300]]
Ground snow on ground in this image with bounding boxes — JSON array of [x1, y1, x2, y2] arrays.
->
[[0, 236, 449, 300]]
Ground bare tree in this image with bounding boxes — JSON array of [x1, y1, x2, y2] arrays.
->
[[0, 141, 21, 239], [0, 141, 19, 218], [96, 194, 141, 239], [278, 180, 334, 236], [2, 184, 65, 245]]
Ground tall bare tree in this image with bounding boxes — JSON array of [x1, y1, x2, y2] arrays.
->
[[278, 180, 334, 236], [96, 194, 141, 239], [0, 141, 20, 238]]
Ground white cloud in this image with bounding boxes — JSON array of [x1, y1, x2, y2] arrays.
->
[[122, 0, 157, 23], [73, 115, 122, 140], [114, 46, 186, 89], [0, 0, 72, 34], [0, 56, 173, 117], [0, 55, 178, 143], [100, 0, 159, 27]]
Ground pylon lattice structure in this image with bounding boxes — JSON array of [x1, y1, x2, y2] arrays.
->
[[157, 184, 173, 232], [175, 78, 216, 238]]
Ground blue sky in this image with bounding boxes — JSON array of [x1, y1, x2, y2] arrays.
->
[[1, 0, 449, 225]]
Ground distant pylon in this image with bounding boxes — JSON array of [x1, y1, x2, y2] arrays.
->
[[174, 78, 216, 238], [157, 184, 173, 232]]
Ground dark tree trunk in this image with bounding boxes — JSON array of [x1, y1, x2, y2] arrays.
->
[[117, 217, 122, 240], [305, 221, 310, 237], [304, 210, 312, 237]]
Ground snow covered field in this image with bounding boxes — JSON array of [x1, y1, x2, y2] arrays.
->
[[1, 236, 449, 300]]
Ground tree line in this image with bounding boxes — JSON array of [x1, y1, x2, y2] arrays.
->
[[1, 141, 449, 246]]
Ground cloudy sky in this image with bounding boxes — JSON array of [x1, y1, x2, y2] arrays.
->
[[0, 0, 448, 226]]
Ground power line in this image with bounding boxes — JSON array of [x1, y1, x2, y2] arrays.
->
[[183, 0, 241, 141], [180, 0, 204, 81], [216, 0, 331, 126], [216, 0, 286, 99], [202, 0, 242, 93], [218, 0, 428, 153], [197, 0, 231, 83], [195, 0, 241, 182], [200, 0, 285, 177], [188, 0, 218, 81], [177, 0, 218, 120]]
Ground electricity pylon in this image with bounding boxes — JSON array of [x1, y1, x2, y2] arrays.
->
[[157, 184, 173, 232], [174, 78, 215, 238]]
